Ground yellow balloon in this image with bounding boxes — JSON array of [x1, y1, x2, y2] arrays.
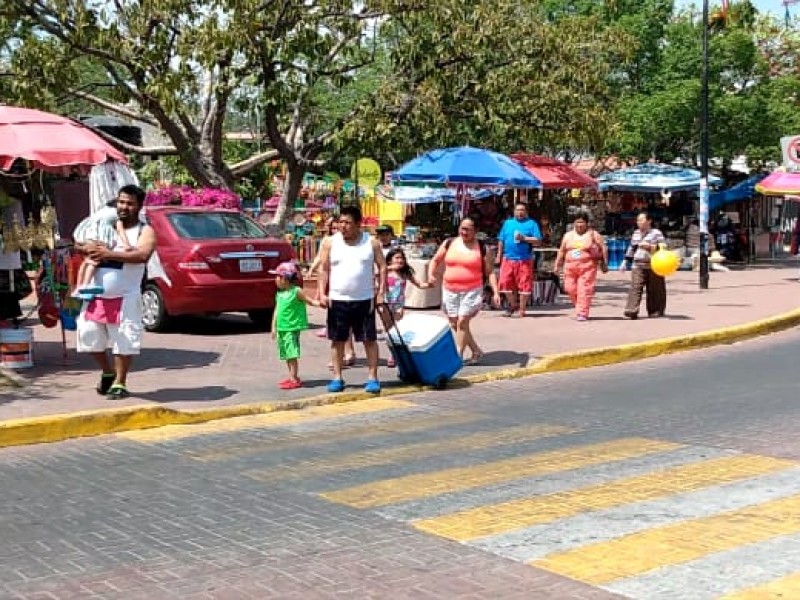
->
[[650, 248, 680, 277]]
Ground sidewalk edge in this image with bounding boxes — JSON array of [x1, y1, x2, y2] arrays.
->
[[2, 308, 799, 449]]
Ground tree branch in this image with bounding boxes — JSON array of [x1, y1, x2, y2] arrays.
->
[[263, 103, 296, 166], [67, 89, 159, 126], [21, 0, 137, 71], [230, 149, 280, 178], [83, 124, 178, 156]]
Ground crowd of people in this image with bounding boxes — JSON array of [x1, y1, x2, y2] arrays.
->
[[69, 188, 672, 398], [273, 202, 671, 394]]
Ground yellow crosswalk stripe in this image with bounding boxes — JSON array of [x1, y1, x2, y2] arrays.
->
[[414, 455, 793, 541], [321, 437, 680, 509], [534, 492, 800, 586], [192, 411, 482, 462], [117, 398, 415, 442], [719, 572, 800, 599], [247, 423, 576, 482]]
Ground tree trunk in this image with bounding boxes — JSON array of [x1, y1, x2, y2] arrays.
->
[[270, 164, 305, 234], [183, 144, 235, 190]]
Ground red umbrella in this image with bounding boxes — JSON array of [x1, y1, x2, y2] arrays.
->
[[0, 106, 127, 173], [511, 153, 597, 189]]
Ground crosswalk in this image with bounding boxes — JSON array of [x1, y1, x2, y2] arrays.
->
[[120, 399, 800, 599]]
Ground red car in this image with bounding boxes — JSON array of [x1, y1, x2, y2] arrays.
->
[[142, 206, 297, 332]]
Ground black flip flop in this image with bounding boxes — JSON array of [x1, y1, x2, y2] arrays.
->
[[96, 373, 115, 396]]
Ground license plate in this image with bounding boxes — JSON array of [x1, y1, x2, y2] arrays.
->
[[239, 258, 262, 272]]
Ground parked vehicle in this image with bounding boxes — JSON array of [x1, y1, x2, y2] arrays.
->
[[142, 206, 297, 332]]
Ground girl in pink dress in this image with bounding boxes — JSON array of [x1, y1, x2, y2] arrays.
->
[[554, 211, 608, 321]]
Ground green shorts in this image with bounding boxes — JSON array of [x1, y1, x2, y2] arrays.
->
[[277, 330, 301, 360]]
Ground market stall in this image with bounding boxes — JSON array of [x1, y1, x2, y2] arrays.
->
[[708, 173, 767, 262], [596, 164, 723, 268], [0, 105, 132, 368], [392, 146, 541, 308], [507, 154, 596, 240], [755, 171, 800, 258]]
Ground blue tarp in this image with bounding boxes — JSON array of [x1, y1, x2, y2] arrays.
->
[[708, 173, 767, 212], [597, 164, 722, 192]]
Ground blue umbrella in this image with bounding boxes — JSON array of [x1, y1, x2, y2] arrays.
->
[[597, 164, 722, 193], [394, 146, 542, 188]]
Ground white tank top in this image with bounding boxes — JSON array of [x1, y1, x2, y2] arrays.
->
[[329, 231, 375, 301], [96, 224, 147, 299]]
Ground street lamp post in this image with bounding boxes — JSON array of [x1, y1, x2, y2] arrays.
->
[[699, 0, 711, 289]]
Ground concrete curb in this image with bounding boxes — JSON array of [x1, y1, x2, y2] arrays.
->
[[2, 307, 800, 449]]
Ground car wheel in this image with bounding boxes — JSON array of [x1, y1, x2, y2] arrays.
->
[[142, 284, 171, 332], [248, 309, 274, 331]]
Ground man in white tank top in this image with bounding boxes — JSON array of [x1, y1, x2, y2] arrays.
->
[[317, 205, 387, 394], [75, 185, 156, 399]]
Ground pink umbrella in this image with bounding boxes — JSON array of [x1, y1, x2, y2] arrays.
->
[[0, 106, 127, 173], [755, 171, 800, 196]]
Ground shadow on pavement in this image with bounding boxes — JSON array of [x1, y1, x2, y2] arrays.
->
[[135, 386, 237, 402], [479, 350, 530, 368], [156, 314, 264, 336], [136, 348, 221, 371]]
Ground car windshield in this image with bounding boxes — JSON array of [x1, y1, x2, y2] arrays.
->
[[167, 212, 267, 239]]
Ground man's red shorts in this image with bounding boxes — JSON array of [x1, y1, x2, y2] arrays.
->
[[499, 259, 533, 294]]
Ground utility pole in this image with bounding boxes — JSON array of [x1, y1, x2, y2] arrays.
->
[[699, 0, 711, 290]]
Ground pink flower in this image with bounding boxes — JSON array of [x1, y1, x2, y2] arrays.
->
[[145, 185, 242, 210]]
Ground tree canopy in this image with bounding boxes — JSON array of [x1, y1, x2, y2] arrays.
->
[[0, 0, 797, 221], [612, 3, 800, 166], [0, 0, 631, 224]]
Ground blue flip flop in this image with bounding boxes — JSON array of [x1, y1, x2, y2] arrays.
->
[[327, 379, 345, 393]]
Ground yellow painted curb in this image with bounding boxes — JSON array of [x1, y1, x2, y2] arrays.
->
[[2, 307, 800, 449], [0, 388, 426, 450], [464, 307, 800, 383]]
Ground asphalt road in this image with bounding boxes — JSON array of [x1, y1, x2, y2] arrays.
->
[[2, 329, 800, 599]]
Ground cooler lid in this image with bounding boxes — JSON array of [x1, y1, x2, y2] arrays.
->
[[388, 313, 451, 353]]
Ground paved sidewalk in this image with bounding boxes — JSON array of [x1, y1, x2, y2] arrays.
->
[[2, 261, 799, 423]]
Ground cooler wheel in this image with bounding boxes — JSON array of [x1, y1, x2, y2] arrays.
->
[[432, 375, 448, 390]]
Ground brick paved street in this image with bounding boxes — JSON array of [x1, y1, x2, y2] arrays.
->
[[2, 328, 800, 599], [2, 262, 799, 422]]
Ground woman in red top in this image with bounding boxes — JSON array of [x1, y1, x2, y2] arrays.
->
[[429, 218, 500, 364]]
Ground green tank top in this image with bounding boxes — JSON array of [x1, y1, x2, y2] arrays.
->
[[275, 286, 309, 332]]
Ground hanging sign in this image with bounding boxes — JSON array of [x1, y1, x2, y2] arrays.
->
[[351, 158, 381, 188], [780, 135, 800, 170]]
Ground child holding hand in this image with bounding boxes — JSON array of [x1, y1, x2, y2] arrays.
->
[[270, 262, 320, 389], [384, 248, 430, 367]]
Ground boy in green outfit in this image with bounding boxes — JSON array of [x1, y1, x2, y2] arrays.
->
[[270, 262, 320, 390]]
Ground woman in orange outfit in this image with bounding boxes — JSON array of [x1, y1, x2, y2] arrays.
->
[[554, 211, 608, 321]]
